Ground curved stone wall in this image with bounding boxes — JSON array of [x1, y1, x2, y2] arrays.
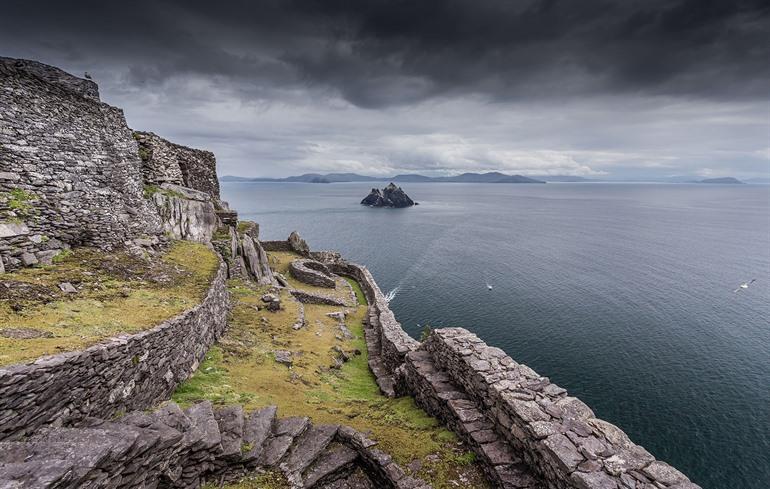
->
[[289, 259, 336, 288], [0, 261, 229, 442], [0, 57, 163, 271]]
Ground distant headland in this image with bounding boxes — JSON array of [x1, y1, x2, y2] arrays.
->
[[695, 177, 744, 184]]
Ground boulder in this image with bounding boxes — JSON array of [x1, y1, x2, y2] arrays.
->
[[360, 183, 415, 208]]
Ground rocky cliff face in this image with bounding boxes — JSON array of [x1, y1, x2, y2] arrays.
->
[[361, 183, 415, 208], [151, 184, 219, 242]]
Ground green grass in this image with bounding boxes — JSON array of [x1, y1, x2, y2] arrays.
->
[[344, 277, 367, 306], [0, 241, 219, 366]]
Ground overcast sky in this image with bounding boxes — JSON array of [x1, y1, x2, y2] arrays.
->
[[2, 0, 768, 179]]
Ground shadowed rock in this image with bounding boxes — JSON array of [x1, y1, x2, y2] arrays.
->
[[361, 183, 415, 208]]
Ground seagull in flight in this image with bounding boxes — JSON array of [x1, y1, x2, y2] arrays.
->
[[733, 279, 756, 293]]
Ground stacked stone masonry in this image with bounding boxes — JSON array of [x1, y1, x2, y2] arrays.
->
[[408, 328, 702, 489], [0, 57, 163, 270], [289, 258, 337, 288], [0, 400, 429, 489], [0, 262, 229, 442], [134, 131, 220, 200]]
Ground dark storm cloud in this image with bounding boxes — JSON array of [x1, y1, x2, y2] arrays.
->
[[1, 0, 768, 107], [1, 1, 768, 179]]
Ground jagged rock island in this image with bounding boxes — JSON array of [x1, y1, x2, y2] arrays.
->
[[361, 182, 416, 207], [0, 58, 702, 489]]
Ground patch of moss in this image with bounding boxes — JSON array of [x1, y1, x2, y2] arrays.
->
[[143, 184, 186, 200], [204, 471, 290, 489], [0, 241, 219, 366], [143, 184, 159, 199], [51, 248, 72, 263], [1, 188, 37, 218], [344, 277, 367, 306], [137, 146, 152, 161]]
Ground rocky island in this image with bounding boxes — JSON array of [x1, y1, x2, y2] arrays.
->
[[0, 58, 703, 489], [361, 183, 416, 208]]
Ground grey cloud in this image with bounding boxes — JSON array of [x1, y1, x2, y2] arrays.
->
[[0, 0, 767, 179]]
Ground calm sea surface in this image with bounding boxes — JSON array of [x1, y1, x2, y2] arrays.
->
[[222, 181, 770, 489]]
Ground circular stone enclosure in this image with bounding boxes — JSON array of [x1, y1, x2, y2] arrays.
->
[[289, 259, 336, 288]]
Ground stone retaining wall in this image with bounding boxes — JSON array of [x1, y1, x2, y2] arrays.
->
[[418, 328, 701, 489], [0, 262, 230, 442]]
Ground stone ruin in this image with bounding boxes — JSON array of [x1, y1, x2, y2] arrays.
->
[[0, 58, 703, 489]]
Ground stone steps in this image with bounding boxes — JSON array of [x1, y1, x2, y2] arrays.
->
[[402, 350, 543, 489], [0, 401, 429, 489], [364, 321, 396, 398]]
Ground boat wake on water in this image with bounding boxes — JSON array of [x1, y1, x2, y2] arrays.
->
[[384, 286, 401, 302]]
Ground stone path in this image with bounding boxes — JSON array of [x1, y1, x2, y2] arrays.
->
[[402, 350, 543, 489], [0, 400, 429, 489]]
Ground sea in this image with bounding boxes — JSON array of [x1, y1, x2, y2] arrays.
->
[[222, 181, 770, 489]]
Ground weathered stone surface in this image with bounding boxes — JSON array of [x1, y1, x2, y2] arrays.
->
[[274, 350, 293, 367], [290, 258, 336, 288], [288, 230, 310, 256], [134, 131, 220, 199], [151, 184, 219, 242], [0, 57, 163, 270]]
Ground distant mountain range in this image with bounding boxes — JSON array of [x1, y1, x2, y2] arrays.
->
[[220, 171, 548, 184], [695, 177, 744, 184], [220, 172, 758, 185]]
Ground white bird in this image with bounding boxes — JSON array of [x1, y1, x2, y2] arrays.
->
[[733, 279, 756, 293]]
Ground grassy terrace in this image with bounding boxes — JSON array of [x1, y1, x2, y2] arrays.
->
[[0, 241, 219, 366], [175, 250, 489, 489]]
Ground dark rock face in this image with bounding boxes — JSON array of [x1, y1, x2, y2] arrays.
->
[[361, 183, 415, 208]]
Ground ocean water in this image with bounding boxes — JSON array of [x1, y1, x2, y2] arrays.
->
[[222, 181, 770, 489]]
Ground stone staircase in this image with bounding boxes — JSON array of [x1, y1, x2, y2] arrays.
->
[[400, 350, 543, 489], [364, 312, 396, 397], [0, 401, 429, 489]]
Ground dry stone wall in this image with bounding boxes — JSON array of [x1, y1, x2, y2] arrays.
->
[[412, 328, 702, 489], [0, 57, 162, 270], [0, 262, 229, 442], [135, 131, 220, 200]]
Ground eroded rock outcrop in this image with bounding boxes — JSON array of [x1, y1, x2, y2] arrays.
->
[[151, 184, 219, 242], [361, 183, 415, 208]]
